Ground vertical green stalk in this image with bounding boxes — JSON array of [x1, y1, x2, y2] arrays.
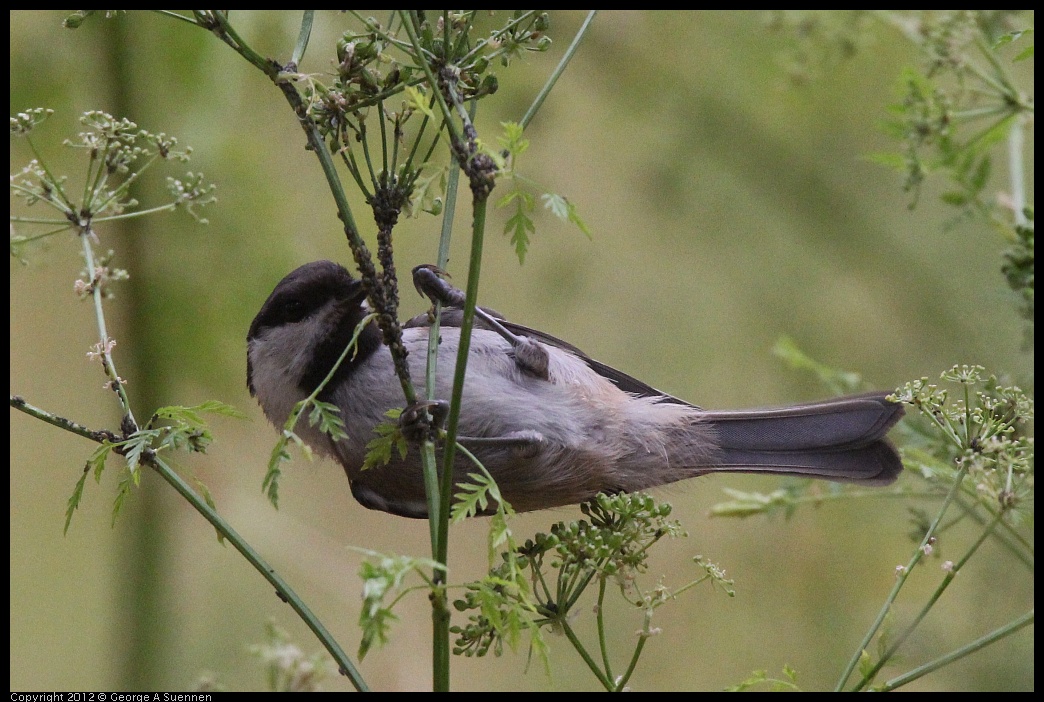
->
[[835, 460, 971, 691], [431, 196, 489, 692], [421, 134, 465, 553]]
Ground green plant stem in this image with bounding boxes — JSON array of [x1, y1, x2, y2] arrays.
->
[[359, 121, 380, 187], [458, 11, 538, 65], [81, 226, 138, 431], [709, 485, 938, 518], [881, 609, 1034, 691], [204, 11, 273, 75], [411, 41, 478, 696], [339, 146, 371, 199], [561, 619, 614, 691], [615, 618, 652, 691], [149, 454, 368, 691], [972, 35, 1020, 100], [10, 396, 118, 443], [519, 10, 597, 130], [401, 97, 435, 175], [378, 98, 391, 175], [433, 196, 489, 692], [151, 10, 198, 27], [953, 493, 1034, 570], [9, 224, 71, 243], [596, 576, 614, 682], [91, 204, 182, 222], [835, 460, 971, 691], [24, 134, 73, 208], [852, 504, 1009, 690], [400, 11, 464, 147], [398, 14, 490, 691], [563, 566, 600, 613], [11, 395, 368, 691], [421, 125, 465, 552]]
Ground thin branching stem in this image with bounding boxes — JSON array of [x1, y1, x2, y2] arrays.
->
[[377, 97, 390, 177], [81, 226, 137, 430], [358, 121, 379, 188], [150, 10, 199, 27], [24, 135, 73, 208], [615, 614, 652, 691], [881, 609, 1034, 691], [852, 504, 1009, 689], [519, 10, 597, 130], [458, 11, 539, 66], [11, 396, 118, 444], [338, 144, 372, 200], [400, 11, 463, 147], [835, 460, 971, 691], [11, 394, 369, 691], [420, 118, 465, 550], [561, 619, 614, 691]]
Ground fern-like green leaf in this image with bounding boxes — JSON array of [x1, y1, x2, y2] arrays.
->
[[64, 467, 89, 535]]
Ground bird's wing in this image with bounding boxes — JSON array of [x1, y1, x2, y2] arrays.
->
[[405, 308, 698, 407]]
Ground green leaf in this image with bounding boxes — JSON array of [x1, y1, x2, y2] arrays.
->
[[452, 472, 496, 521], [725, 670, 768, 692], [88, 441, 115, 482], [504, 199, 536, 264], [308, 400, 348, 441], [404, 85, 437, 123], [263, 433, 294, 509], [112, 472, 134, 527], [497, 121, 529, 159], [541, 192, 568, 220], [496, 189, 521, 208], [64, 467, 90, 535], [122, 430, 157, 474], [362, 409, 407, 471], [62, 10, 97, 29], [857, 649, 875, 681], [162, 400, 247, 420], [355, 549, 446, 660], [993, 28, 1032, 49], [145, 401, 245, 456]]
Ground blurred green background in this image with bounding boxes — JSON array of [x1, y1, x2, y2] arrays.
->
[[10, 11, 1033, 692]]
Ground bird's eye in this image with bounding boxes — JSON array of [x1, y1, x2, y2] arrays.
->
[[281, 297, 308, 323]]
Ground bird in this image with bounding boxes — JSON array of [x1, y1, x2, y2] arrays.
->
[[247, 260, 904, 518]]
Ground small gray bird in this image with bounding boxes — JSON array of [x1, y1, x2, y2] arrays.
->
[[247, 260, 904, 518]]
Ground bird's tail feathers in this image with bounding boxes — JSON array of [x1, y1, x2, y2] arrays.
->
[[703, 392, 904, 485]]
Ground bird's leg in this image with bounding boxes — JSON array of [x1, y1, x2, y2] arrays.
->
[[458, 430, 546, 458], [412, 264, 549, 380], [398, 399, 449, 442]]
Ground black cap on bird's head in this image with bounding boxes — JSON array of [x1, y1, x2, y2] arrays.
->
[[246, 261, 377, 397], [247, 261, 365, 340]]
